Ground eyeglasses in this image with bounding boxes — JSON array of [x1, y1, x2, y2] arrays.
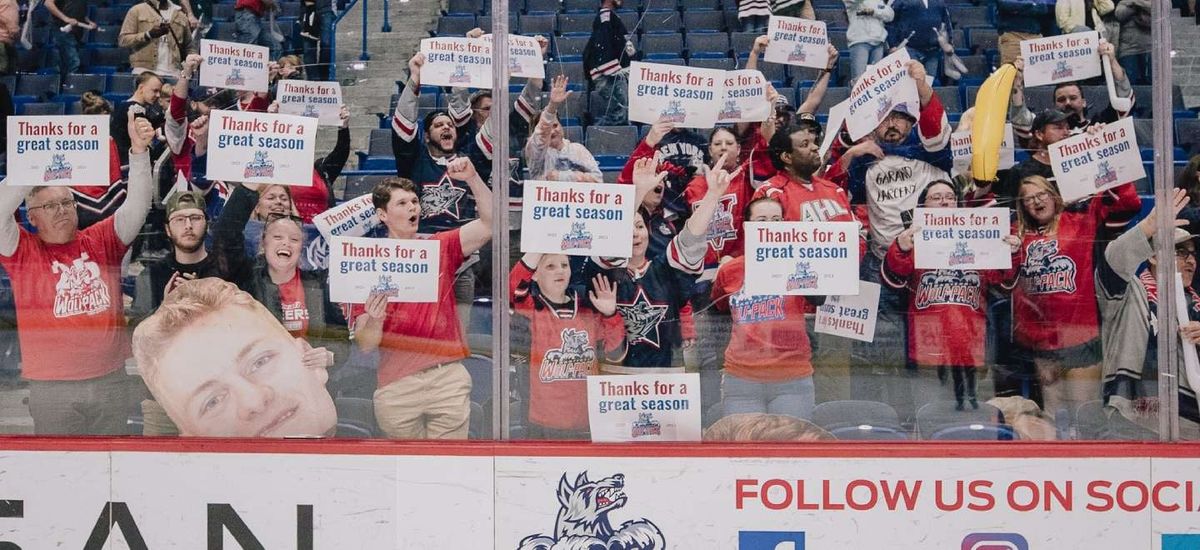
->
[[1176, 248, 1196, 260], [1020, 191, 1053, 205], [168, 213, 206, 226], [925, 193, 956, 202], [28, 198, 76, 214]]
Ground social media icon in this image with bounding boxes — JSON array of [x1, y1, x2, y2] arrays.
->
[[739, 530, 805, 550], [1163, 534, 1200, 550], [961, 533, 1029, 550]]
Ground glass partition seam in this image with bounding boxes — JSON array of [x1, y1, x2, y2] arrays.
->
[[491, 1, 513, 442], [1153, 0, 1180, 441]]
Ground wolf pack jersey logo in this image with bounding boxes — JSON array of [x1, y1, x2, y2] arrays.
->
[[617, 288, 669, 348], [243, 151, 275, 179], [51, 252, 110, 318], [540, 328, 596, 383], [786, 262, 819, 291], [1051, 60, 1074, 81], [516, 472, 666, 550], [659, 100, 687, 123], [420, 175, 467, 219], [43, 154, 72, 182], [1094, 161, 1118, 188], [730, 289, 786, 324], [631, 412, 661, 437], [717, 100, 742, 121], [915, 270, 983, 310], [371, 274, 401, 298], [1020, 239, 1077, 295], [948, 241, 976, 266], [788, 44, 808, 64], [225, 68, 246, 87], [449, 64, 472, 84], [561, 222, 594, 251], [699, 195, 738, 250]]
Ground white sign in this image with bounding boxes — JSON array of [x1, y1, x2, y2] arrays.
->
[[586, 373, 701, 442], [313, 194, 380, 239], [4, 115, 108, 186], [628, 61, 725, 128], [420, 37, 493, 89], [913, 207, 1012, 270], [1048, 117, 1144, 203], [277, 80, 343, 126], [819, 97, 851, 159], [327, 236, 439, 303], [744, 221, 860, 296], [199, 39, 270, 93], [846, 49, 920, 141], [764, 16, 830, 69], [483, 33, 546, 80], [716, 70, 771, 124], [520, 181, 635, 257], [950, 124, 1015, 177], [206, 110, 318, 186], [814, 280, 881, 342], [1021, 31, 1101, 88]]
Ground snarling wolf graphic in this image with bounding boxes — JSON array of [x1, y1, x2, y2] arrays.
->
[[517, 472, 666, 550]]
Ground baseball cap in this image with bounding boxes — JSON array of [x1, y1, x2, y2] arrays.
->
[[795, 111, 822, 134], [1150, 227, 1197, 249], [890, 102, 918, 122], [165, 190, 206, 218], [1032, 108, 1071, 131]]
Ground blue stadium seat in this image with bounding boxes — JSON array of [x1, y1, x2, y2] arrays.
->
[[211, 4, 236, 21], [641, 34, 684, 59], [683, 0, 722, 9], [949, 5, 992, 28], [480, 0, 523, 14], [435, 14, 477, 36], [91, 7, 126, 25], [14, 73, 61, 102], [555, 91, 590, 126], [641, 11, 682, 34], [108, 73, 136, 96], [830, 425, 910, 440], [1176, 118, 1200, 154], [279, 2, 304, 18], [685, 32, 730, 58], [356, 128, 396, 171], [208, 21, 238, 42], [61, 74, 108, 100], [813, 8, 849, 27], [19, 102, 65, 116], [585, 125, 639, 169], [812, 400, 902, 431], [88, 26, 120, 47], [547, 61, 586, 89], [553, 35, 589, 62], [688, 57, 736, 71], [801, 85, 849, 114], [521, 13, 557, 35], [968, 27, 999, 54], [526, 0, 560, 14], [730, 32, 759, 57], [445, 0, 479, 15], [682, 11, 727, 33], [933, 85, 962, 114], [561, 0, 596, 12], [557, 12, 594, 35], [477, 13, 520, 34], [930, 423, 1018, 441], [916, 401, 1005, 439]]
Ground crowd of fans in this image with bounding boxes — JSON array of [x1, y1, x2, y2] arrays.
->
[[0, 0, 1189, 442]]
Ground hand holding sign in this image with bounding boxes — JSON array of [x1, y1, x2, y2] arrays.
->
[[129, 110, 155, 155], [644, 118, 675, 148], [589, 274, 617, 317], [896, 226, 918, 252], [364, 291, 388, 320]]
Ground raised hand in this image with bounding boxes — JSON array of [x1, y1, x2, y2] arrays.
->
[[705, 152, 742, 197], [644, 117, 674, 147], [906, 59, 927, 84], [365, 291, 389, 320], [752, 35, 769, 54], [128, 110, 155, 155], [340, 105, 351, 128], [302, 345, 335, 369], [409, 53, 426, 80], [445, 157, 478, 181], [182, 53, 202, 78], [1139, 188, 1190, 238], [632, 157, 667, 199], [825, 45, 839, 72], [896, 226, 919, 252], [589, 274, 618, 317], [549, 74, 572, 105]]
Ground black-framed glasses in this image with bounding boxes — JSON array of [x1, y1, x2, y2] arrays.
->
[[28, 198, 76, 214], [1020, 191, 1053, 205], [168, 213, 207, 226]]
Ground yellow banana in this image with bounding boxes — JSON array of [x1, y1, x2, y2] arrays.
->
[[970, 63, 1018, 183]]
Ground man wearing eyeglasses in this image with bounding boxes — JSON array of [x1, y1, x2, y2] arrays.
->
[[0, 112, 156, 435]]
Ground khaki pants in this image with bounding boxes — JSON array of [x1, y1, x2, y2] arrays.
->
[[374, 362, 472, 439], [27, 369, 130, 435], [999, 31, 1041, 66]]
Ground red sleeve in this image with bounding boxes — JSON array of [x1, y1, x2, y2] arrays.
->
[[108, 138, 121, 184], [881, 240, 914, 290], [598, 311, 627, 361], [683, 174, 707, 210], [711, 263, 734, 312], [616, 139, 656, 184], [169, 93, 187, 123], [679, 302, 696, 340], [243, 95, 269, 112], [917, 92, 946, 141], [1096, 182, 1142, 227], [509, 260, 536, 316], [439, 228, 466, 273], [821, 127, 851, 188]]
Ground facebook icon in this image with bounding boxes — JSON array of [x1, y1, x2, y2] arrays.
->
[[739, 530, 805, 549], [1163, 534, 1200, 549]]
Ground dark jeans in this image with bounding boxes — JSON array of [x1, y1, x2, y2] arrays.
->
[[303, 11, 335, 81], [28, 368, 131, 435], [1119, 53, 1151, 86], [53, 30, 82, 81]]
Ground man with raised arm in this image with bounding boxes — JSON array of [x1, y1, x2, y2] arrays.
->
[[0, 112, 155, 434]]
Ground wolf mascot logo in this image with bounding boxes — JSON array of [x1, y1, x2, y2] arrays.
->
[[517, 472, 666, 550]]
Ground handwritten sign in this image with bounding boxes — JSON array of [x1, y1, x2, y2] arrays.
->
[[846, 49, 920, 141], [814, 280, 881, 342], [420, 37, 493, 89], [206, 110, 317, 186], [950, 124, 1015, 177], [716, 70, 771, 124], [1048, 117, 1143, 203], [277, 80, 343, 126], [744, 221, 860, 296], [520, 181, 635, 257], [199, 39, 269, 93], [1020, 31, 1101, 88], [482, 33, 546, 80], [628, 61, 724, 128], [4, 116, 108, 186], [587, 373, 701, 443], [327, 237, 439, 303], [764, 16, 830, 70], [313, 194, 380, 239], [913, 207, 1012, 270]]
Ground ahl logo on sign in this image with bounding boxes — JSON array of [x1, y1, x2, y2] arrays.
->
[[1163, 534, 1200, 549], [961, 532, 1029, 550], [739, 530, 804, 549]]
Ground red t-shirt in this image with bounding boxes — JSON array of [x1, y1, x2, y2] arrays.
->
[[752, 172, 856, 224], [711, 256, 813, 382], [0, 218, 128, 380], [278, 273, 310, 338], [510, 261, 625, 430], [347, 229, 467, 387], [883, 242, 1017, 367], [1012, 183, 1141, 351], [289, 170, 331, 224]]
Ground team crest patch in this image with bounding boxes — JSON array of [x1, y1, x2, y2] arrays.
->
[[631, 412, 661, 437], [51, 252, 111, 318], [948, 241, 976, 266], [560, 222, 594, 251], [659, 100, 687, 123], [539, 328, 596, 382], [225, 68, 245, 87], [449, 64, 472, 84], [516, 472, 666, 550], [1051, 60, 1074, 81], [1094, 161, 1118, 188], [301, 104, 320, 118], [617, 288, 669, 348], [787, 44, 807, 64], [43, 154, 72, 182], [371, 274, 400, 298], [1020, 240, 1077, 295], [243, 150, 275, 179], [786, 262, 819, 291], [717, 100, 742, 121], [421, 175, 468, 219]]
